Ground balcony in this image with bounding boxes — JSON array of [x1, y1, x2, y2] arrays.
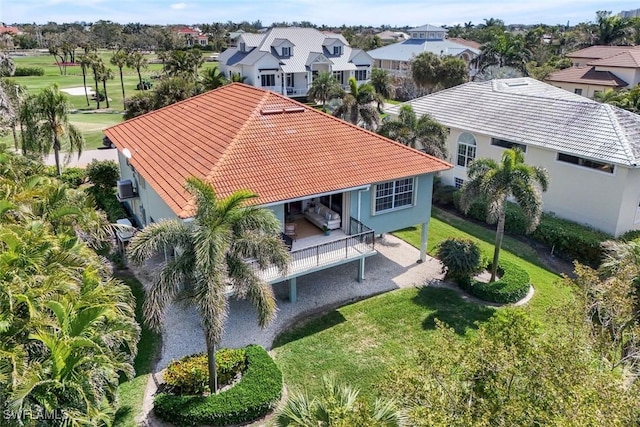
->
[[251, 217, 376, 283]]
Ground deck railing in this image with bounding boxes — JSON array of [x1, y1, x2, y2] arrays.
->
[[254, 217, 375, 282]]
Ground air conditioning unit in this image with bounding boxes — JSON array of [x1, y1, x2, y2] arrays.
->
[[117, 179, 135, 199]]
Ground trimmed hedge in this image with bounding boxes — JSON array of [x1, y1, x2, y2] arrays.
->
[[449, 190, 610, 266], [14, 66, 45, 76], [153, 345, 282, 427], [459, 260, 531, 304]]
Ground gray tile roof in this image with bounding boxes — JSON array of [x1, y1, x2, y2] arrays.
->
[[367, 38, 479, 61], [387, 78, 640, 167], [409, 24, 448, 32], [220, 28, 370, 74]]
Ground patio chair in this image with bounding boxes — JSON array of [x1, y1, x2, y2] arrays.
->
[[284, 222, 297, 240]]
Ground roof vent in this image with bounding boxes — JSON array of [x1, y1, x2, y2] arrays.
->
[[260, 108, 284, 115], [284, 107, 305, 113], [505, 79, 529, 87]]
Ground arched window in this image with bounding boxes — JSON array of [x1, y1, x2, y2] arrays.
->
[[457, 132, 476, 167]]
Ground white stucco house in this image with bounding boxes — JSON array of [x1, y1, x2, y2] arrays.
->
[[367, 24, 480, 77], [388, 77, 640, 237], [217, 27, 374, 98], [546, 45, 640, 98]]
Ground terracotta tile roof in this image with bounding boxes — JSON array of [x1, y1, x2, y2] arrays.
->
[[587, 49, 640, 68], [546, 66, 628, 87], [566, 45, 640, 60], [448, 38, 482, 50], [104, 83, 451, 219]]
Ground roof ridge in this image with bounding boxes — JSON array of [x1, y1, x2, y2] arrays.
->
[[605, 104, 639, 166]]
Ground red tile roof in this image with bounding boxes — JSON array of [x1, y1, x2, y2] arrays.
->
[[566, 45, 640, 60], [587, 49, 640, 68], [104, 83, 451, 219], [546, 66, 628, 87]]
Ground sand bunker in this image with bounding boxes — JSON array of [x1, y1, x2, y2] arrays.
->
[[61, 87, 95, 96]]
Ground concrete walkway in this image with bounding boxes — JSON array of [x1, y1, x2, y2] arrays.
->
[[133, 233, 445, 426]]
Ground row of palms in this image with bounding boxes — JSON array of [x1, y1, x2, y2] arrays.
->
[[0, 149, 140, 425]]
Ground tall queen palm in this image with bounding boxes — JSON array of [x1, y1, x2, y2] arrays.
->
[[128, 177, 289, 393], [459, 149, 549, 282]]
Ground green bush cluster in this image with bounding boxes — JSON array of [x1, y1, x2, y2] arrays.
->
[[447, 188, 610, 266], [43, 166, 86, 188], [437, 238, 483, 281], [86, 160, 120, 191], [164, 349, 247, 395], [459, 261, 531, 304], [14, 66, 45, 76], [432, 184, 458, 208], [91, 188, 127, 222], [154, 345, 282, 427]]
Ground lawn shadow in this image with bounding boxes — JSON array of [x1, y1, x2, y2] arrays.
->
[[272, 309, 347, 348], [412, 286, 495, 335]]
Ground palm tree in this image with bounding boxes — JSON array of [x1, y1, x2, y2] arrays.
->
[[307, 71, 341, 112], [370, 68, 394, 102], [474, 33, 532, 77], [458, 149, 549, 282], [275, 375, 406, 426], [18, 84, 84, 176], [127, 51, 148, 89], [0, 52, 15, 77], [99, 65, 114, 108], [201, 67, 228, 91], [110, 50, 128, 108], [78, 54, 93, 106], [377, 105, 448, 160], [127, 177, 289, 393], [84, 52, 103, 109], [596, 11, 630, 45], [332, 77, 383, 129], [411, 52, 441, 94]]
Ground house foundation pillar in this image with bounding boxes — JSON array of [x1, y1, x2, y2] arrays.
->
[[418, 221, 429, 263], [289, 277, 297, 303], [357, 258, 365, 282]]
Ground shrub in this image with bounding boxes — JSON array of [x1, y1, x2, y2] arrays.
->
[[154, 345, 282, 427], [618, 229, 640, 242], [437, 238, 483, 281], [14, 66, 45, 76], [532, 214, 611, 267], [164, 349, 247, 395], [459, 260, 530, 304], [60, 167, 86, 188], [90, 188, 127, 222], [86, 160, 119, 191], [432, 185, 458, 208]]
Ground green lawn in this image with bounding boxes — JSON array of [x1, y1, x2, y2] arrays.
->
[[114, 273, 161, 427], [272, 207, 573, 399]]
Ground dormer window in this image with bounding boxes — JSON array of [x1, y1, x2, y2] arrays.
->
[[282, 46, 291, 57], [333, 46, 342, 55], [239, 42, 246, 52]]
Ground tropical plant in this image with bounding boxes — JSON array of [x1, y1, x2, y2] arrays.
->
[[127, 177, 289, 393], [201, 67, 228, 91], [307, 71, 341, 112], [18, 84, 84, 176], [99, 65, 114, 108], [78, 54, 93, 107], [436, 238, 483, 280], [377, 105, 448, 159], [110, 50, 129, 108], [411, 52, 441, 94], [458, 149, 549, 282], [276, 375, 406, 427], [332, 77, 383, 130], [473, 33, 532, 76], [595, 10, 631, 45], [370, 68, 394, 102]]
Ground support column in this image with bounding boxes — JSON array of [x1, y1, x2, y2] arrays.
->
[[418, 221, 429, 263], [289, 277, 297, 303], [357, 258, 365, 282]]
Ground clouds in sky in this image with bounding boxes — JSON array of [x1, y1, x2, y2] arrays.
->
[[5, 0, 640, 26]]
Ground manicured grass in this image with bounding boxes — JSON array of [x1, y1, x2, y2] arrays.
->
[[114, 273, 161, 427], [272, 207, 573, 398], [385, 99, 401, 105]]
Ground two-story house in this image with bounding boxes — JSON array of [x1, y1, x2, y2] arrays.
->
[[367, 25, 479, 77], [546, 45, 640, 98], [388, 78, 640, 237], [217, 27, 374, 98]]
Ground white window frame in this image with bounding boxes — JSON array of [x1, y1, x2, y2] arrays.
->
[[286, 73, 294, 87], [373, 177, 416, 214], [282, 46, 291, 56], [333, 45, 342, 55], [456, 132, 477, 168], [454, 177, 464, 189]]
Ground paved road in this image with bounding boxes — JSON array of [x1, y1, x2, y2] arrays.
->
[[45, 148, 119, 168]]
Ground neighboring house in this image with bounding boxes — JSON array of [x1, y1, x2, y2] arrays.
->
[[547, 46, 640, 98], [376, 30, 410, 44], [387, 77, 640, 237], [217, 27, 374, 98], [104, 83, 450, 301], [367, 25, 479, 77], [0, 25, 20, 36], [171, 26, 209, 47]]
